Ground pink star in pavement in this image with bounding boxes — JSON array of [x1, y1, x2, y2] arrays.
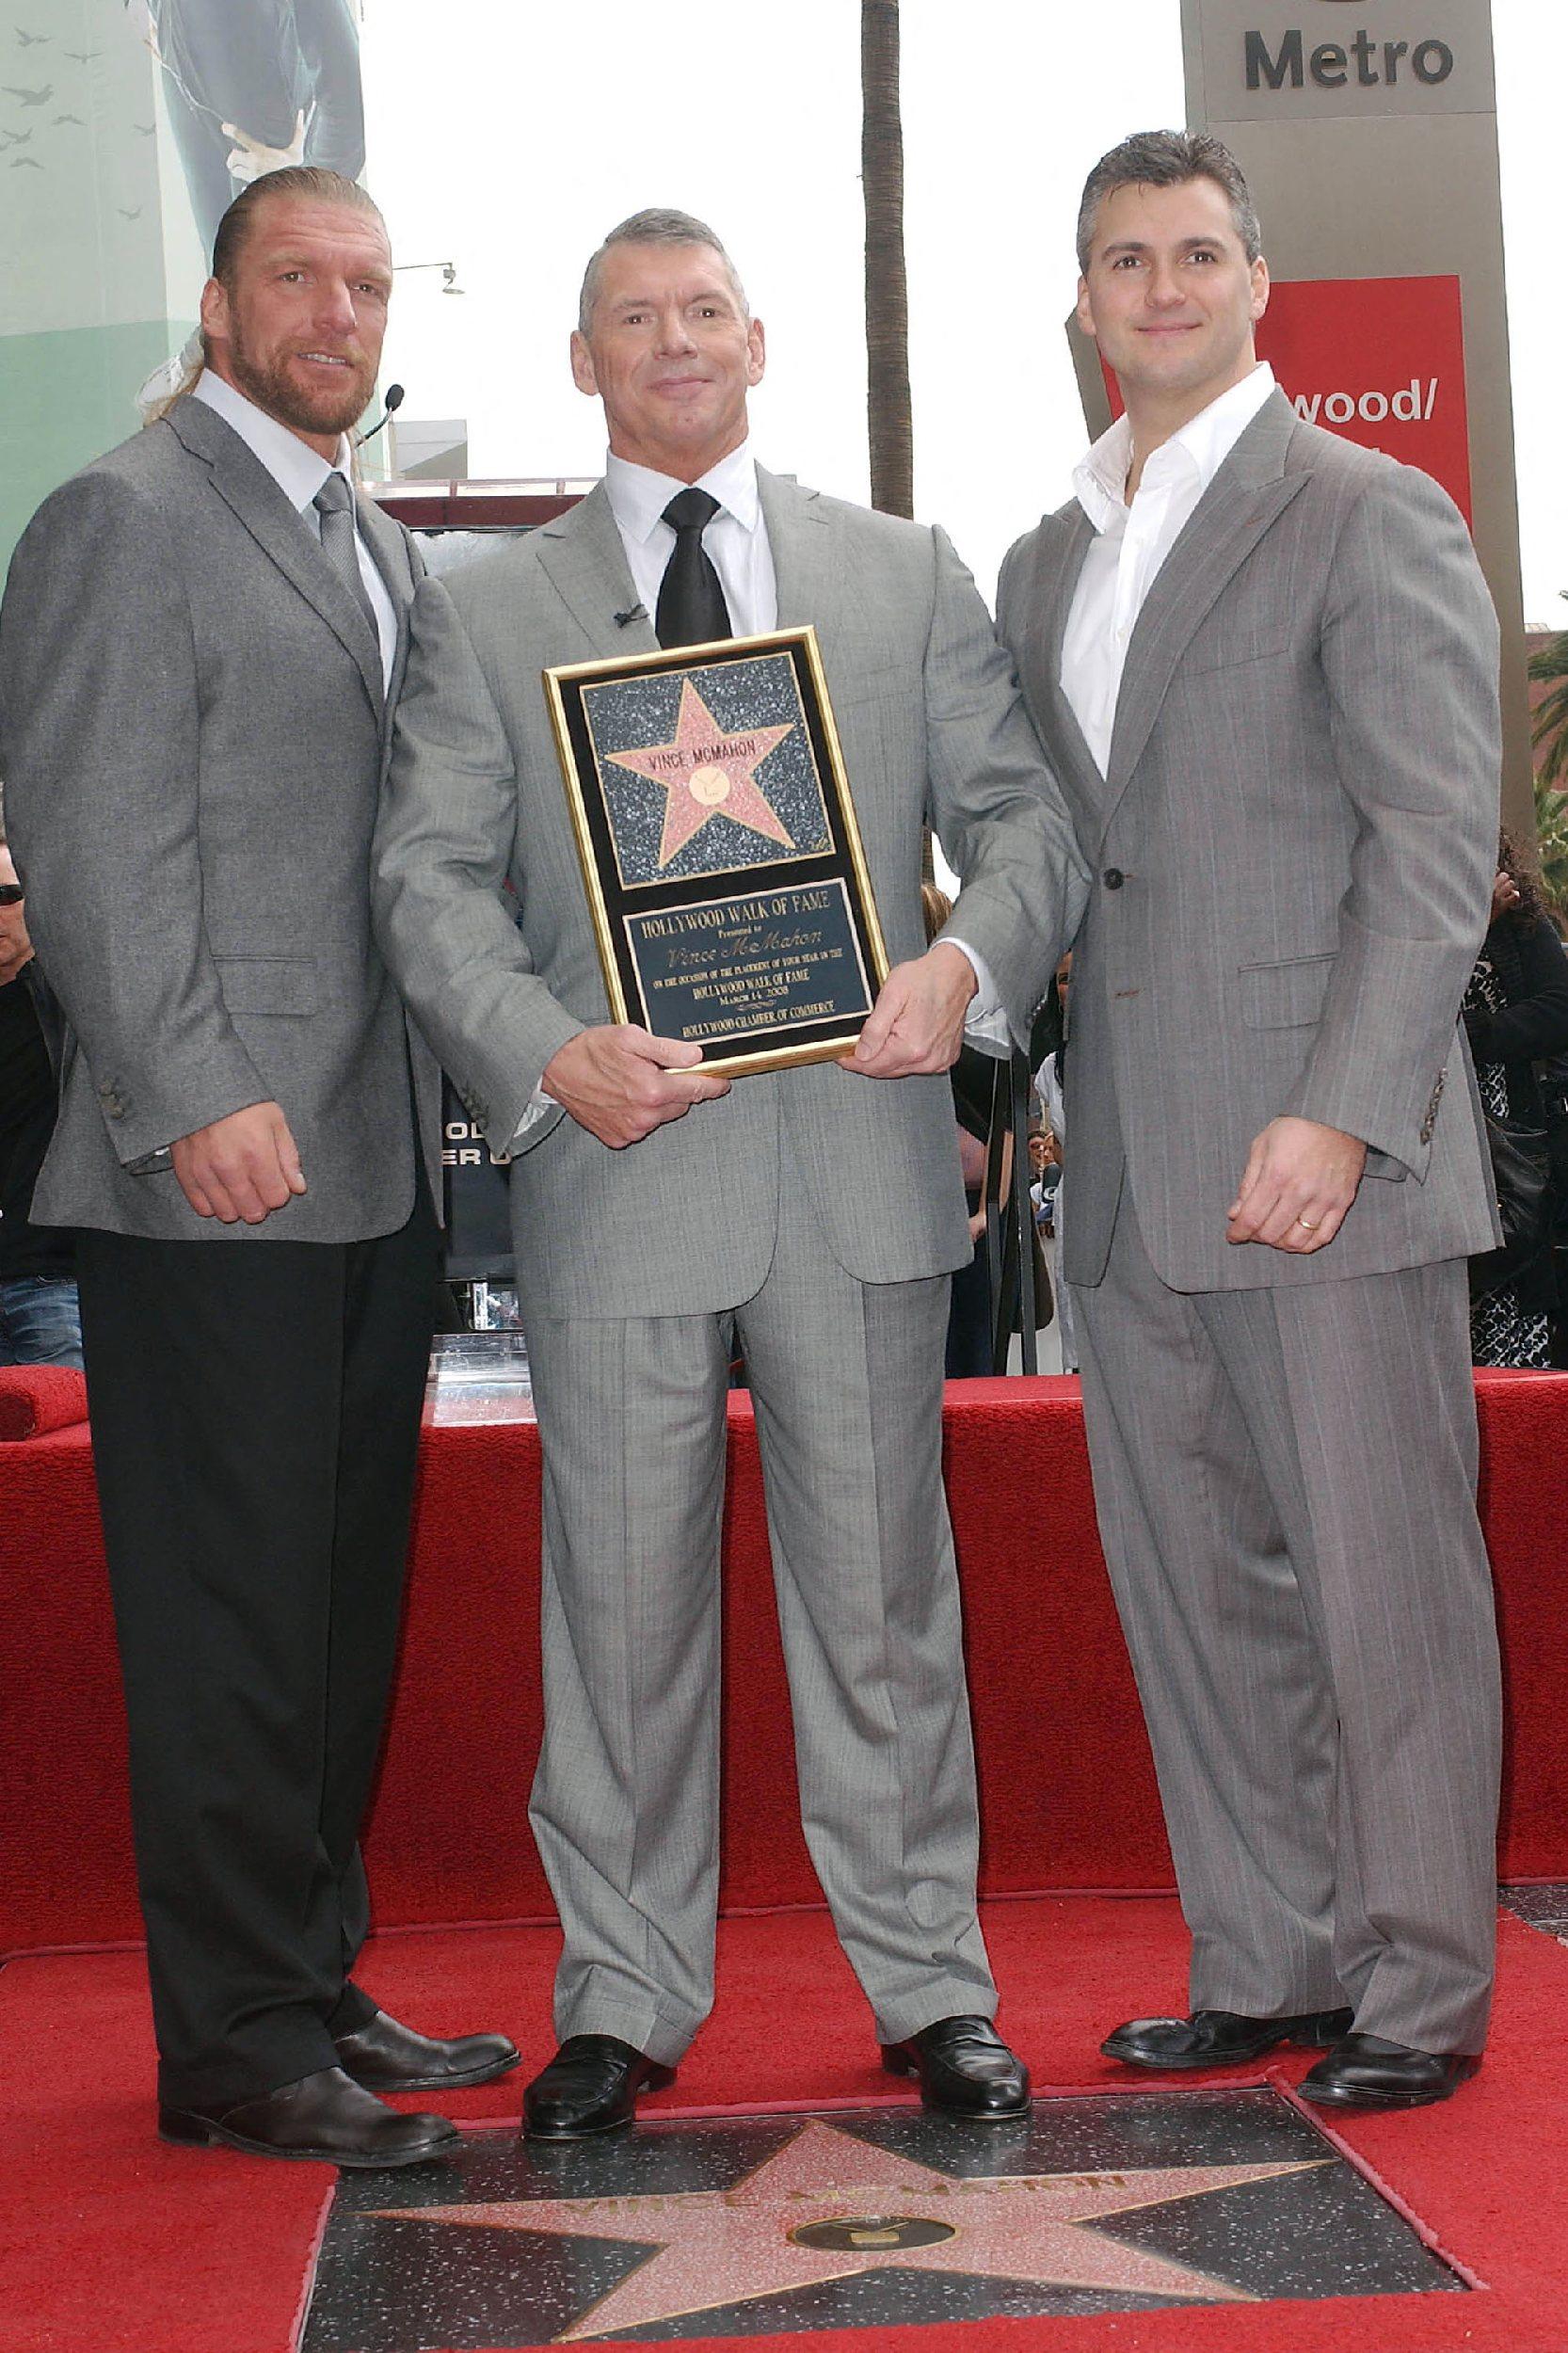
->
[[376, 2117, 1326, 2340], [605, 676, 795, 869]]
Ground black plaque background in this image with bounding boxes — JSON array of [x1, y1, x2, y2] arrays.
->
[[550, 632, 887, 1072]]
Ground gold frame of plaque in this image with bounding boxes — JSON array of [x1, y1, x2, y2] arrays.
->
[[544, 626, 889, 1077]]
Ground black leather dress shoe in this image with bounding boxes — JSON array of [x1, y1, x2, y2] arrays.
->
[[881, 2016, 1031, 2120], [1298, 2033, 1480, 2110], [158, 2065, 460, 2168], [1101, 2007, 1355, 2070], [333, 2008, 520, 2092], [522, 2035, 675, 2139]]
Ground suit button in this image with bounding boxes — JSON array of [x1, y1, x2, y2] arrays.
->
[[1102, 868, 1125, 890]]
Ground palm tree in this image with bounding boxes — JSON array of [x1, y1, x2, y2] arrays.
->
[[861, 0, 933, 886], [1530, 610, 1568, 788], [1534, 775, 1568, 919], [861, 0, 913, 521], [1528, 610, 1568, 915]]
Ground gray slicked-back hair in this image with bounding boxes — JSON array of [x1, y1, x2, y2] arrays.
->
[[577, 207, 749, 335], [1076, 130, 1263, 272]]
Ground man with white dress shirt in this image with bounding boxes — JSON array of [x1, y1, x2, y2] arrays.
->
[[996, 132, 1503, 2111], [374, 208, 1088, 2137], [0, 167, 518, 2166]]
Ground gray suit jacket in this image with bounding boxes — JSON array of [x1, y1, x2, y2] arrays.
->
[[0, 394, 438, 1243], [996, 392, 1502, 1292], [374, 469, 1088, 1319]]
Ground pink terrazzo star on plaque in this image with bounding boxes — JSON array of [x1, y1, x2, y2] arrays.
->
[[605, 676, 795, 869], [376, 2117, 1327, 2341]]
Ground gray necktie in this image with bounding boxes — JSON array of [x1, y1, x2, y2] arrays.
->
[[312, 472, 378, 638]]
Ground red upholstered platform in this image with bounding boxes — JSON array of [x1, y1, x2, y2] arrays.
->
[[3, 1369, 1567, 1954]]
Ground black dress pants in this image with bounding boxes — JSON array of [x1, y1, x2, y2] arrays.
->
[[74, 1178, 436, 2108]]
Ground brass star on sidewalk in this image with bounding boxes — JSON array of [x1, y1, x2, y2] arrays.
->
[[605, 676, 795, 869], [375, 2117, 1327, 2341]]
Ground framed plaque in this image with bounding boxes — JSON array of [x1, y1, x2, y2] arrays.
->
[[544, 627, 889, 1075]]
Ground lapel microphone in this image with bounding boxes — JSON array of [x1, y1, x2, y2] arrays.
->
[[358, 383, 406, 446], [614, 602, 648, 629]]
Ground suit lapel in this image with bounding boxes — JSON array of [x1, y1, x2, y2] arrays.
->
[[358, 490, 418, 713], [358, 488, 415, 615], [531, 481, 656, 658], [757, 466, 835, 632], [1100, 392, 1307, 836], [166, 396, 385, 713], [1018, 504, 1106, 813]]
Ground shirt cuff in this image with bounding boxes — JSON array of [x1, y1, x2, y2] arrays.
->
[[943, 935, 1010, 1049], [504, 1082, 554, 1155]]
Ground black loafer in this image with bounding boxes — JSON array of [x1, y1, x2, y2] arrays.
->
[[1298, 2033, 1480, 2110], [1101, 2007, 1354, 2071], [881, 2015, 1031, 2120], [333, 2008, 520, 2092], [522, 2035, 675, 2139], [159, 2065, 459, 2168]]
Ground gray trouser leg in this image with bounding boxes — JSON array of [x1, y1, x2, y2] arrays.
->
[[1073, 1192, 1499, 2053], [736, 1176, 996, 2043], [525, 1310, 730, 2067], [1201, 1254, 1500, 2053], [525, 1171, 995, 2061]]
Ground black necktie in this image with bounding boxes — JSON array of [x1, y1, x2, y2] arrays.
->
[[312, 472, 379, 637], [656, 487, 733, 649]]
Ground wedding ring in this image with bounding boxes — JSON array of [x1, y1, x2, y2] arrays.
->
[[1296, 1215, 1319, 1230]]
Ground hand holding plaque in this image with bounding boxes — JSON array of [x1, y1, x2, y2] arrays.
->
[[840, 941, 981, 1080], [544, 628, 888, 1075], [540, 1023, 730, 1151]]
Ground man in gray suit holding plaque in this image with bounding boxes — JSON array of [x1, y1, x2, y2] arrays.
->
[[0, 167, 516, 2167], [997, 133, 1503, 2111], [375, 208, 1087, 2137]]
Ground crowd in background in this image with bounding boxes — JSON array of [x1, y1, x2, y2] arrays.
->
[[1462, 830, 1568, 1367]]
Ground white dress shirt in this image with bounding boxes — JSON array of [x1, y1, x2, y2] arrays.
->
[[605, 439, 777, 636], [1062, 362, 1276, 772], [191, 368, 397, 691]]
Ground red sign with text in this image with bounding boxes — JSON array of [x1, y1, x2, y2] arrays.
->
[[1103, 275, 1472, 523]]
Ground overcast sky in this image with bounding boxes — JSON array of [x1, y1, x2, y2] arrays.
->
[[360, 0, 1566, 624]]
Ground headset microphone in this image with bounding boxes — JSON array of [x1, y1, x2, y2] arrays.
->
[[359, 382, 406, 445]]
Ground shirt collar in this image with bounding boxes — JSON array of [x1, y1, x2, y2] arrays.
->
[[192, 368, 354, 515], [1073, 362, 1276, 536], [604, 439, 760, 545]]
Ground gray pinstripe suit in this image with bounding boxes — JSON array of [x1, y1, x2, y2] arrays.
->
[[374, 471, 1088, 2059], [998, 393, 1504, 2055]]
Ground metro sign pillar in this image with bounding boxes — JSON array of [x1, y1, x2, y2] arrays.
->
[[1180, 0, 1531, 832]]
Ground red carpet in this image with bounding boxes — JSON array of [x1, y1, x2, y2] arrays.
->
[[4, 1896, 1568, 2353], [6, 1369, 1568, 1950]]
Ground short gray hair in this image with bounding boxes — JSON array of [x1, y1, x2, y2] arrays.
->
[[577, 207, 749, 336], [1076, 130, 1263, 273]]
